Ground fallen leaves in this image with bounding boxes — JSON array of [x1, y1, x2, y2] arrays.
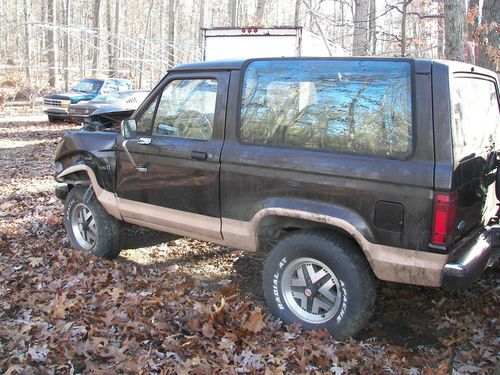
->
[[0, 119, 498, 374], [242, 307, 266, 333]]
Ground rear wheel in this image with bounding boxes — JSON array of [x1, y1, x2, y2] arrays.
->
[[263, 230, 375, 340], [64, 186, 121, 259]]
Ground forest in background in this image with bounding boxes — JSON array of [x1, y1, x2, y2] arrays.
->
[[0, 0, 498, 110]]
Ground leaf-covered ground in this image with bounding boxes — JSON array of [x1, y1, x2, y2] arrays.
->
[[0, 119, 498, 374]]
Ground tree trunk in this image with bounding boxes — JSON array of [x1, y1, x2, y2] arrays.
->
[[294, 0, 301, 26], [106, 0, 113, 75], [23, 0, 31, 82], [63, 0, 70, 91], [139, 0, 154, 89], [369, 0, 376, 54], [352, 0, 369, 56], [113, 0, 121, 75], [255, 0, 266, 25], [444, 0, 465, 61], [92, 0, 101, 74], [168, 0, 176, 68], [47, 0, 57, 88], [229, 0, 238, 26], [400, 1, 412, 56], [199, 0, 206, 45]]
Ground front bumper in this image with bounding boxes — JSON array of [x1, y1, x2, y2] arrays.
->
[[55, 182, 69, 200], [442, 224, 500, 290]]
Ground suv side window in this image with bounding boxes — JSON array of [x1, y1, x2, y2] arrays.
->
[[240, 60, 413, 158], [152, 79, 217, 140]]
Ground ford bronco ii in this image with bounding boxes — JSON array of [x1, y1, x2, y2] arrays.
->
[[54, 58, 500, 339]]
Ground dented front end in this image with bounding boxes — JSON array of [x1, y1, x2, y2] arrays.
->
[[54, 130, 119, 200]]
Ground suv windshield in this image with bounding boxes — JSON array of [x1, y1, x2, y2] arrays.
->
[[72, 79, 103, 94]]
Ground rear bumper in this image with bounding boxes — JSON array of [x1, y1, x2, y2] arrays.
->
[[442, 225, 500, 290]]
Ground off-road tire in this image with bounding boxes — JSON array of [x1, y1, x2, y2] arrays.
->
[[64, 186, 121, 259], [263, 230, 376, 340], [47, 115, 63, 123]]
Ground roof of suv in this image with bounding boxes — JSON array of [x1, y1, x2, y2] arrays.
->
[[172, 58, 498, 79], [173, 57, 429, 72]]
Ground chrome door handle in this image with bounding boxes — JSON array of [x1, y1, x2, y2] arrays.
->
[[137, 137, 151, 145], [122, 140, 148, 172]]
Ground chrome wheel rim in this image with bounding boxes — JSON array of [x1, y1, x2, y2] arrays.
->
[[71, 203, 97, 250], [281, 257, 342, 324]]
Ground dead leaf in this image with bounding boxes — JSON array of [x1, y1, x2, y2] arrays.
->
[[28, 257, 44, 267], [242, 307, 266, 333], [202, 322, 215, 339], [27, 345, 49, 362]]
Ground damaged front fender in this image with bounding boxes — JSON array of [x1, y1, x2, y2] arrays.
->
[[55, 130, 119, 192]]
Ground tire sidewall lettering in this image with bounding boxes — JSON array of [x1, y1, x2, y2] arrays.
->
[[336, 279, 347, 323], [272, 256, 287, 310]]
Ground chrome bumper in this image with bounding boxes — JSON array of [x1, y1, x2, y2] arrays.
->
[[442, 225, 500, 290]]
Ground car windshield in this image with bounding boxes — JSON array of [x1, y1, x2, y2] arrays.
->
[[91, 92, 124, 102], [72, 80, 103, 94]]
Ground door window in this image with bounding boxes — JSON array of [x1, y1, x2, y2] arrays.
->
[[135, 96, 158, 134], [152, 79, 217, 140]]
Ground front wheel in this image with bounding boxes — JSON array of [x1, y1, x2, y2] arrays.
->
[[262, 230, 376, 340], [47, 115, 63, 123], [64, 186, 121, 259]]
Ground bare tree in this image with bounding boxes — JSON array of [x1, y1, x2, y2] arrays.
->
[[229, 0, 238, 26], [23, 0, 31, 82], [444, 0, 465, 61], [294, 0, 301, 26], [353, 0, 369, 55], [255, 0, 266, 24], [113, 0, 121, 75], [106, 0, 113, 75], [92, 0, 102, 73], [63, 0, 70, 91], [369, 0, 377, 54], [199, 0, 206, 44], [47, 0, 57, 88], [139, 0, 154, 88], [400, 0, 414, 56], [168, 0, 176, 68]]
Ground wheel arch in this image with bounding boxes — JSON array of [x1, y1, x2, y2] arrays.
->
[[242, 199, 376, 267], [57, 164, 121, 219]]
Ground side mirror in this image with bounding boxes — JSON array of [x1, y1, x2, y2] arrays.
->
[[121, 119, 137, 138]]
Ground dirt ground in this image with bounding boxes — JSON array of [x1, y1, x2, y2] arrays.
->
[[0, 119, 498, 374]]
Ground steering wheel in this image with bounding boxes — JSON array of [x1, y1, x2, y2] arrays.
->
[[174, 110, 212, 140]]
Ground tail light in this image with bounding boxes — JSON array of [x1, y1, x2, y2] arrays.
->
[[431, 192, 458, 247]]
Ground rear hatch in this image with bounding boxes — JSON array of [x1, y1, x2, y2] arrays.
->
[[449, 72, 500, 243]]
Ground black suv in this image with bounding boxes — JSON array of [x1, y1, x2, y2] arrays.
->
[[54, 58, 500, 339]]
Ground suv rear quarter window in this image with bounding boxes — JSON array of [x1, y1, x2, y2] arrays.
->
[[239, 59, 413, 158], [450, 76, 500, 161]]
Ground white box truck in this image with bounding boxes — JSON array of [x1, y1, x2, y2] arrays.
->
[[202, 27, 347, 60]]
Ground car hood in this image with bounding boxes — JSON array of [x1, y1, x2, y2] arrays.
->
[[44, 91, 95, 103]]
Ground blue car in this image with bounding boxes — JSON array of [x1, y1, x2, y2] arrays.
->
[[43, 78, 132, 123]]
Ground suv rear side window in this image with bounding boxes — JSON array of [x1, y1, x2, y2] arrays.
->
[[240, 60, 413, 158], [451, 77, 500, 161]]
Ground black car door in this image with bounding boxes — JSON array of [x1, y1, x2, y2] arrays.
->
[[115, 71, 229, 240]]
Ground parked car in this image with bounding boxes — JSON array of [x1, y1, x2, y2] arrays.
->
[[43, 78, 132, 123], [54, 58, 500, 340], [68, 90, 149, 123]]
